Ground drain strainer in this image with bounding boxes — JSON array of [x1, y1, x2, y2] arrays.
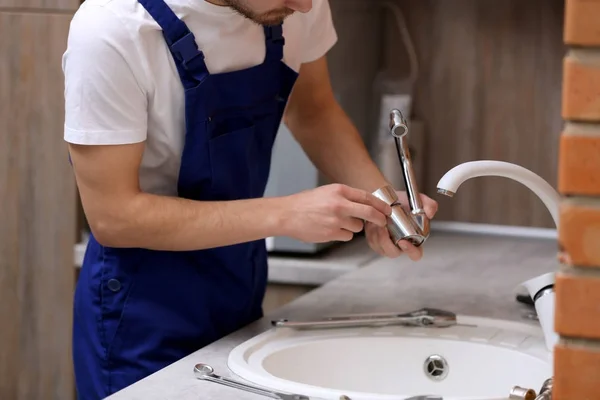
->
[[423, 354, 449, 381]]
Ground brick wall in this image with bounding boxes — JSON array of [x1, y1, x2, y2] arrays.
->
[[555, 0, 600, 399]]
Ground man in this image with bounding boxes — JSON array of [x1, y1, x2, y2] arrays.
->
[[63, 0, 438, 398]]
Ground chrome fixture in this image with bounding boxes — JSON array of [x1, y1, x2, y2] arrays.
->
[[193, 363, 310, 399], [372, 109, 430, 247], [271, 308, 457, 330], [510, 378, 552, 400], [435, 160, 560, 352], [423, 354, 449, 382], [509, 386, 537, 400], [535, 378, 553, 400]]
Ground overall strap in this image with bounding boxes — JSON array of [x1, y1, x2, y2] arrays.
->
[[137, 0, 209, 81], [263, 24, 285, 62]]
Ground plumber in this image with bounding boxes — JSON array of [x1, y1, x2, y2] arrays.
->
[[63, 0, 438, 398]]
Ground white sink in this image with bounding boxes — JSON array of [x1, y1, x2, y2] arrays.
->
[[228, 315, 552, 400]]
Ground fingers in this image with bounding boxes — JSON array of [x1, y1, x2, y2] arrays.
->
[[338, 185, 392, 217], [365, 223, 385, 255], [365, 223, 403, 258], [329, 185, 390, 228], [341, 217, 364, 233], [395, 191, 439, 219], [366, 222, 424, 260], [332, 229, 354, 242], [420, 193, 439, 219], [397, 239, 423, 261], [344, 202, 388, 227], [378, 229, 404, 258]]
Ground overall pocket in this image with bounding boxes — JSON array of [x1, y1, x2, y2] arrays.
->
[[99, 247, 141, 361], [208, 125, 257, 200]]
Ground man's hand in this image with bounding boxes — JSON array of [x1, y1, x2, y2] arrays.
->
[[281, 184, 392, 243], [365, 192, 438, 261]]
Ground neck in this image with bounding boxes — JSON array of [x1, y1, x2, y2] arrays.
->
[[205, 0, 228, 5]]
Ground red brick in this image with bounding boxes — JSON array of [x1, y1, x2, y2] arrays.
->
[[558, 127, 600, 196], [555, 272, 600, 338], [559, 199, 600, 267], [554, 342, 600, 400], [562, 51, 600, 121], [564, 0, 600, 46]]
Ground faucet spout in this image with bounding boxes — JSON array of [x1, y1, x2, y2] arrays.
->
[[436, 160, 560, 226], [391, 111, 428, 226]]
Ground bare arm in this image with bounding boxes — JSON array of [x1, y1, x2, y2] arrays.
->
[[70, 142, 391, 250], [69, 142, 286, 250], [284, 56, 389, 193]]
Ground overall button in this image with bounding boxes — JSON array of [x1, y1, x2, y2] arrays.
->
[[107, 279, 121, 292]]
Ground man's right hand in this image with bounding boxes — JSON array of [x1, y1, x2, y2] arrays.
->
[[280, 183, 392, 243]]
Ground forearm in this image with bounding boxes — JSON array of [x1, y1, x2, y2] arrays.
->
[[285, 102, 388, 193], [89, 192, 286, 250]]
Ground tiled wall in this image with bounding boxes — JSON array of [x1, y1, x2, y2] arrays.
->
[[555, 0, 600, 398]]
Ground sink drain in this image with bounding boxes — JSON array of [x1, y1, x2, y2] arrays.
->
[[423, 355, 449, 381]]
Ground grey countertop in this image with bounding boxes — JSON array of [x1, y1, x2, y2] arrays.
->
[[74, 233, 376, 286], [105, 231, 558, 400]]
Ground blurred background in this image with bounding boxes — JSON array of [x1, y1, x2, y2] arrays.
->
[[1, 0, 583, 399]]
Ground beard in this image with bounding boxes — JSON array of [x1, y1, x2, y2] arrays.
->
[[222, 0, 295, 25]]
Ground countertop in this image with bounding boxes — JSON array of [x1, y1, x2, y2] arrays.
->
[[105, 230, 558, 400], [74, 234, 376, 286]]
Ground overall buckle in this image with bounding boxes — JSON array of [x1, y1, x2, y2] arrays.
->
[[170, 32, 205, 69]]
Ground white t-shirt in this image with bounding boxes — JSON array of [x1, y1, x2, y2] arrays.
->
[[63, 0, 338, 196]]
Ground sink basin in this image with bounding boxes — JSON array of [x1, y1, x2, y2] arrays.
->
[[228, 315, 552, 400]]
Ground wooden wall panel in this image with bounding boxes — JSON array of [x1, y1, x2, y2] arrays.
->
[[0, 0, 80, 12], [0, 11, 76, 400], [386, 0, 565, 228]]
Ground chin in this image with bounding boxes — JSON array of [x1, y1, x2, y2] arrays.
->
[[255, 9, 294, 25]]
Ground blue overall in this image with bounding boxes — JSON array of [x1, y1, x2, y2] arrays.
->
[[72, 0, 298, 397]]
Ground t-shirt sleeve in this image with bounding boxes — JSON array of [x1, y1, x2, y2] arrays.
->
[[63, 5, 149, 145], [301, 0, 338, 63]]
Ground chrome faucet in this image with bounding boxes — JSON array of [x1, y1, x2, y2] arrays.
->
[[372, 109, 430, 247]]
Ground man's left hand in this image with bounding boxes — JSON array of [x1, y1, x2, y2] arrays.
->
[[365, 192, 438, 261]]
